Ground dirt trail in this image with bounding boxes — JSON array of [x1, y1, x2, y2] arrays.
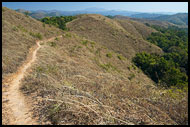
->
[[2, 36, 62, 125]]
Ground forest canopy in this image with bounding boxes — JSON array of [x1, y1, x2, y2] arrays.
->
[[133, 26, 188, 89], [41, 16, 77, 30]]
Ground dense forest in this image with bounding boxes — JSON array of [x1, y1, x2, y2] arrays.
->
[[41, 16, 76, 30], [133, 26, 188, 89]]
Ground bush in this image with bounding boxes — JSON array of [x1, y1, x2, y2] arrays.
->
[[117, 54, 125, 60], [100, 63, 117, 71], [106, 53, 112, 58], [35, 33, 43, 40], [17, 25, 28, 33], [81, 40, 88, 46], [48, 42, 56, 47], [128, 73, 135, 80], [29, 32, 43, 40], [55, 37, 59, 41], [12, 26, 18, 32]]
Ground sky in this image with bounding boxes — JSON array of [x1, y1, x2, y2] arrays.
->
[[2, 2, 188, 13]]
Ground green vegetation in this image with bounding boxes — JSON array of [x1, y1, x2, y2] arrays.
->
[[55, 37, 59, 41], [24, 11, 30, 17], [12, 26, 19, 32], [133, 52, 187, 88], [48, 42, 56, 47], [147, 26, 188, 75], [133, 25, 188, 89], [80, 40, 88, 46], [128, 73, 135, 80], [17, 25, 28, 33], [105, 15, 114, 19], [63, 33, 72, 38], [41, 16, 76, 30], [117, 54, 125, 60], [106, 53, 112, 58], [29, 32, 43, 40], [100, 63, 117, 71]]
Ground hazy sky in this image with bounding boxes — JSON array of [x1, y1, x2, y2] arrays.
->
[[2, 2, 188, 13]]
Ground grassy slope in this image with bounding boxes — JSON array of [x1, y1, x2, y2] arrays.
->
[[115, 18, 157, 39], [2, 7, 63, 79], [149, 13, 188, 26], [67, 14, 163, 60], [2, 8, 188, 125], [114, 15, 176, 28], [21, 31, 187, 125]]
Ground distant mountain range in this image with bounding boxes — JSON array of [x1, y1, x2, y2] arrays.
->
[[15, 8, 177, 19], [147, 13, 188, 26], [15, 8, 188, 27]]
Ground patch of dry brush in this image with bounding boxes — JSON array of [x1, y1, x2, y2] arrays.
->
[[21, 32, 187, 125]]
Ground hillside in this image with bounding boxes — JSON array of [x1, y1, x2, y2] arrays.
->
[[130, 13, 164, 19], [148, 13, 188, 27], [2, 7, 188, 125], [67, 14, 163, 60], [2, 7, 63, 79], [114, 15, 177, 28]]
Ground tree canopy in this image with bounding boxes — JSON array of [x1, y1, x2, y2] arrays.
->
[[41, 16, 76, 30], [133, 26, 188, 89]]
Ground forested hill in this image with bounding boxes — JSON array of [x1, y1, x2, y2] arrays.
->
[[147, 13, 188, 26]]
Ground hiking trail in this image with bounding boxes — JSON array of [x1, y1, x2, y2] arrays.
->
[[2, 36, 62, 125]]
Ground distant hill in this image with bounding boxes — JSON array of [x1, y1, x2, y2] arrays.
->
[[148, 13, 188, 26], [130, 13, 164, 19], [114, 15, 176, 28]]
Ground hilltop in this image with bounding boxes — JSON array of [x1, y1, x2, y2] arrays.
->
[[67, 14, 162, 60]]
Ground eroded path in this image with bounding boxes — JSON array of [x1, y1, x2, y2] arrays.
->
[[2, 36, 62, 125]]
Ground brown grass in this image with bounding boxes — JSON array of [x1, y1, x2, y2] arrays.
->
[[20, 32, 187, 125], [2, 7, 63, 79], [114, 15, 176, 28], [66, 14, 163, 60], [2, 8, 188, 125]]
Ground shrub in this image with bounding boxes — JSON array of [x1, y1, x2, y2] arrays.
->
[[12, 26, 18, 32], [29, 32, 43, 40], [55, 37, 59, 41], [17, 25, 28, 33], [48, 42, 56, 47], [81, 40, 88, 46], [65, 33, 72, 38], [35, 33, 43, 40], [106, 53, 112, 58], [128, 73, 135, 80], [117, 54, 125, 60], [100, 63, 117, 71]]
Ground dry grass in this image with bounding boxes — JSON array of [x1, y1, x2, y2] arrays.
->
[[115, 19, 157, 39], [66, 14, 163, 60], [114, 15, 176, 28], [20, 32, 187, 125], [2, 7, 63, 79], [2, 8, 188, 125]]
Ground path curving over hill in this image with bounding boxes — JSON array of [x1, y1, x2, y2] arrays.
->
[[2, 36, 62, 125]]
